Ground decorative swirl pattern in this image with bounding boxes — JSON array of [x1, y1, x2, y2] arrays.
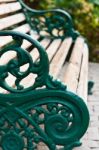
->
[[18, 0, 80, 40], [0, 90, 89, 150], [0, 31, 49, 93], [44, 100, 82, 145], [0, 31, 66, 93], [0, 29, 89, 150], [45, 114, 70, 144], [1, 131, 24, 150]]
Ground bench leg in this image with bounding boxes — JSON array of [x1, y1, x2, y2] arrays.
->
[[88, 81, 94, 95]]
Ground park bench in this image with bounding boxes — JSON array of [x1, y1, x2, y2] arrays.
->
[[0, 0, 90, 149]]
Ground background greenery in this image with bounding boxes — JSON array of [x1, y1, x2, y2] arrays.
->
[[25, 0, 99, 62]]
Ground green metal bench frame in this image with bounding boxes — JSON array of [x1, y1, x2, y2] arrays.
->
[[19, 0, 80, 40], [0, 1, 89, 150]]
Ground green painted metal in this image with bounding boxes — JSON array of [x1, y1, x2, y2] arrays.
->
[[0, 31, 89, 150], [88, 81, 94, 95], [18, 0, 80, 40]]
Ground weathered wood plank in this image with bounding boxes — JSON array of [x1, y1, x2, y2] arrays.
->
[[19, 38, 51, 87], [50, 38, 72, 78], [0, 24, 31, 47], [0, 0, 16, 2], [0, 13, 25, 30], [62, 37, 84, 93], [77, 43, 89, 102], [0, 2, 21, 16], [46, 39, 61, 61]]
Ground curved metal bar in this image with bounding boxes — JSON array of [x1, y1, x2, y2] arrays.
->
[[0, 31, 49, 93], [0, 31, 89, 149], [18, 0, 73, 21], [18, 0, 80, 40], [0, 31, 66, 93], [0, 89, 89, 149]]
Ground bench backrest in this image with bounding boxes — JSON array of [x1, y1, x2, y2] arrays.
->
[[0, 0, 80, 40]]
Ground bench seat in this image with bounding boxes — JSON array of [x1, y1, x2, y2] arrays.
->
[[0, 0, 89, 150], [24, 37, 88, 102], [0, 34, 88, 101]]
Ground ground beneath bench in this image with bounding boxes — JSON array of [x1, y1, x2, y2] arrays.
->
[[76, 63, 99, 150]]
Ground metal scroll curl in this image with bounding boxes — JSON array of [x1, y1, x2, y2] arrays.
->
[[18, 0, 80, 40], [0, 31, 50, 93], [0, 90, 89, 150], [0, 32, 89, 150]]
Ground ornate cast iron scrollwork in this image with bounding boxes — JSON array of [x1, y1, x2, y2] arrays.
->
[[0, 31, 66, 93], [18, 0, 80, 40], [0, 31, 89, 150]]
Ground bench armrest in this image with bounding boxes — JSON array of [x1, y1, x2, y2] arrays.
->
[[0, 31, 89, 149], [18, 0, 79, 40], [0, 30, 66, 92]]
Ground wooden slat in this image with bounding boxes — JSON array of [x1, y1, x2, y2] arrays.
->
[[30, 38, 51, 61], [46, 39, 61, 61], [0, 32, 40, 65], [19, 38, 51, 87], [0, 13, 25, 30], [50, 38, 72, 78], [15, 39, 63, 88], [0, 2, 21, 16], [77, 43, 89, 103], [62, 37, 84, 93], [0, 24, 31, 47], [0, 39, 36, 65], [18, 38, 51, 71], [0, 0, 16, 2], [0, 39, 61, 91], [21, 38, 51, 68]]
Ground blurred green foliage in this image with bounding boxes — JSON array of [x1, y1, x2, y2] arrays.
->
[[26, 0, 99, 62]]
